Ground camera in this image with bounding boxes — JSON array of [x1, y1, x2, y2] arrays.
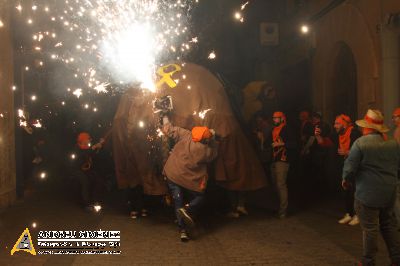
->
[[153, 95, 173, 114]]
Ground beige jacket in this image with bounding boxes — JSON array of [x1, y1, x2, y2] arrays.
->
[[163, 124, 218, 192]]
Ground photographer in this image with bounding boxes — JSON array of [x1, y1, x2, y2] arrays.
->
[[309, 112, 332, 194]]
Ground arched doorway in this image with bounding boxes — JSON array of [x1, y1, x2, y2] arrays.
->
[[329, 42, 358, 121]]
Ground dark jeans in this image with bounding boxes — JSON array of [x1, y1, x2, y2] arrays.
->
[[126, 186, 145, 213], [167, 180, 205, 229], [71, 169, 103, 207], [227, 190, 245, 211], [344, 183, 355, 216], [355, 199, 400, 265]]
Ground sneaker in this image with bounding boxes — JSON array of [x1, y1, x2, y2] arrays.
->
[[178, 208, 195, 227], [180, 230, 190, 242], [226, 211, 240, 218], [348, 215, 360, 226], [141, 209, 148, 217], [130, 211, 139, 219], [237, 206, 249, 216], [279, 213, 287, 219], [338, 213, 352, 224]]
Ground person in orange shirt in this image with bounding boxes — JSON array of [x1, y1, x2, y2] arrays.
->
[[392, 108, 400, 143], [270, 111, 295, 218], [332, 115, 361, 225]]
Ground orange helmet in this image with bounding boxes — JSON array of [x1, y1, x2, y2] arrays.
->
[[335, 114, 352, 127], [393, 108, 400, 117], [77, 132, 91, 150], [191, 127, 212, 142], [273, 111, 286, 122]]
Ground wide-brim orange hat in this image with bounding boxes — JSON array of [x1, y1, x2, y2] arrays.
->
[[192, 127, 212, 142], [355, 109, 389, 133]]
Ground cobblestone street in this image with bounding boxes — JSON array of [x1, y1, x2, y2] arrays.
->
[[0, 180, 391, 265]]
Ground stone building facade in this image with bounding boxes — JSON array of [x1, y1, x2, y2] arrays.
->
[[0, 0, 15, 208]]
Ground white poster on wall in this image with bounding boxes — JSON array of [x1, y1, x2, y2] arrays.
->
[[260, 22, 279, 46]]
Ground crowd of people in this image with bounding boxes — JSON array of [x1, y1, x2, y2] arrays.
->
[[250, 107, 400, 265], [29, 101, 400, 264]]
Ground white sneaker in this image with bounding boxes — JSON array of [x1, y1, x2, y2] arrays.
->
[[348, 215, 360, 226], [236, 206, 248, 216], [338, 213, 352, 224]]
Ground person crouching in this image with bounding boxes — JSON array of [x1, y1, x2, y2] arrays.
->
[[162, 118, 218, 242]]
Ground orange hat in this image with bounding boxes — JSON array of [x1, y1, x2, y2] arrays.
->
[[393, 108, 400, 117], [77, 132, 91, 149], [273, 111, 286, 122], [335, 114, 352, 127], [191, 127, 212, 142], [356, 109, 389, 133]]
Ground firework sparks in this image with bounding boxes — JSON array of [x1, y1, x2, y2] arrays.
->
[[241, 1, 250, 10], [32, 120, 42, 128], [73, 88, 83, 98], [208, 51, 216, 60], [18, 0, 199, 95], [199, 109, 212, 119], [93, 82, 109, 94], [93, 204, 102, 212]]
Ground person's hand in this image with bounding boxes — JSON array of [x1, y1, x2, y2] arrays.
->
[[341, 180, 351, 190], [92, 143, 103, 150], [210, 129, 216, 136], [314, 127, 321, 136], [272, 141, 284, 148], [162, 115, 170, 125], [338, 149, 349, 156]]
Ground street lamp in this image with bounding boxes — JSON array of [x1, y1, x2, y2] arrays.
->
[[301, 24, 310, 34]]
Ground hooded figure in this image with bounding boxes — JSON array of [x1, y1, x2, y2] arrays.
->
[[162, 120, 218, 241]]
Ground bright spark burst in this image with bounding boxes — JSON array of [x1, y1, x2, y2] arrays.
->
[[208, 51, 216, 60], [18, 109, 25, 119], [73, 88, 83, 98], [93, 82, 109, 93], [19, 0, 199, 95], [157, 128, 164, 137], [32, 120, 42, 128], [198, 109, 212, 119], [93, 204, 102, 212], [241, 1, 250, 10]]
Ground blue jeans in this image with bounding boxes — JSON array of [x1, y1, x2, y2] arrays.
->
[[167, 180, 205, 229], [355, 199, 400, 265]]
